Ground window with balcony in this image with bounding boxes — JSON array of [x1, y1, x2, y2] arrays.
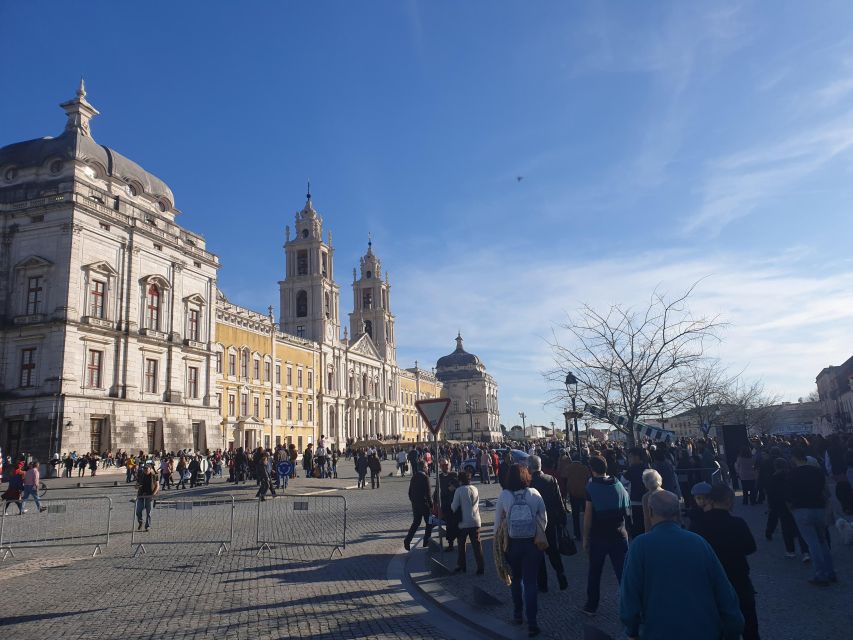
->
[[87, 349, 103, 388], [187, 366, 199, 399], [27, 276, 42, 315], [19, 348, 36, 388], [146, 284, 161, 330], [89, 280, 105, 318], [144, 358, 158, 393]]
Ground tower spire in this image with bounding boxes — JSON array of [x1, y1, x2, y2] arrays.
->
[[306, 179, 311, 202], [60, 77, 99, 137]]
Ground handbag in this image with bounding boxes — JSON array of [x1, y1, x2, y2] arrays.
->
[[558, 517, 578, 556], [534, 521, 549, 551]]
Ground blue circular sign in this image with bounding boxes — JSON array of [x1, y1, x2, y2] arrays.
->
[[277, 461, 293, 477]]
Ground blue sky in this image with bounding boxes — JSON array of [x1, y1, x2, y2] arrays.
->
[[2, 2, 852, 427]]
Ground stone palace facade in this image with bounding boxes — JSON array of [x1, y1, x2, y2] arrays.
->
[[0, 84, 497, 458]]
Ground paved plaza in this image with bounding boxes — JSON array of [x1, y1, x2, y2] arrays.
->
[[1, 467, 851, 639]]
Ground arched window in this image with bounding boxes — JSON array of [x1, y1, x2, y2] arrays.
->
[[365, 320, 373, 338], [147, 284, 161, 330], [296, 290, 308, 317]]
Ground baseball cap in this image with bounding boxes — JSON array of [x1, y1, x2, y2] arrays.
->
[[691, 481, 712, 497]]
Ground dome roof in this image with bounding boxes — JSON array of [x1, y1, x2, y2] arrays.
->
[[436, 333, 483, 369], [0, 82, 175, 205]]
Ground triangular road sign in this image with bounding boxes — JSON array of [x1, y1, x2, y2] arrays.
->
[[415, 398, 451, 436]]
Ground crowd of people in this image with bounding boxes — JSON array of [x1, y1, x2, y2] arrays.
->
[[401, 432, 853, 638]]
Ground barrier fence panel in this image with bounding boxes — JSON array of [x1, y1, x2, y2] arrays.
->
[[0, 495, 113, 560], [256, 494, 347, 559], [130, 495, 235, 557]]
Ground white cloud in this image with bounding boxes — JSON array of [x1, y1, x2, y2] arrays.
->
[[392, 247, 853, 426]]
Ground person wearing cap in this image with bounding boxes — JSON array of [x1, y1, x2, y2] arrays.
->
[[687, 482, 712, 532]]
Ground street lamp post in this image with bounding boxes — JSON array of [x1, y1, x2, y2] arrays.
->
[[564, 372, 580, 453], [518, 411, 527, 437]]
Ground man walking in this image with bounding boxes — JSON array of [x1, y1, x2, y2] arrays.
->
[[787, 447, 836, 586], [529, 455, 568, 591], [620, 490, 744, 639], [135, 462, 159, 531], [566, 454, 591, 541], [582, 455, 631, 616], [403, 461, 434, 550]]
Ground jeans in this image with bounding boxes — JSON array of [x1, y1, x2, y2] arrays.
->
[[135, 497, 153, 529], [793, 508, 835, 581], [586, 537, 628, 611], [21, 485, 42, 510], [457, 526, 484, 572], [506, 538, 543, 629]]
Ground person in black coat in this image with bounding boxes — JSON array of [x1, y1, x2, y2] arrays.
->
[[529, 455, 568, 591], [693, 484, 760, 640], [438, 459, 459, 551], [404, 461, 434, 550], [255, 454, 276, 500]]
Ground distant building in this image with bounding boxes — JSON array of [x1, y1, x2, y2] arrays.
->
[[815, 355, 853, 434], [435, 333, 501, 442]]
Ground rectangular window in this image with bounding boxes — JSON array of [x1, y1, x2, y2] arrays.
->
[[264, 360, 271, 382], [215, 352, 222, 374], [308, 371, 313, 389], [296, 325, 305, 338], [275, 400, 281, 420], [297, 402, 303, 421], [228, 353, 236, 376], [228, 394, 235, 416], [287, 401, 293, 421], [253, 359, 260, 380], [240, 352, 248, 378], [275, 364, 281, 384], [297, 368, 303, 388], [253, 396, 259, 417], [240, 393, 248, 416], [187, 366, 199, 399], [188, 309, 200, 341], [287, 366, 293, 386], [144, 358, 158, 393], [26, 276, 42, 314], [297, 435, 303, 451], [308, 402, 313, 422], [264, 398, 271, 419], [87, 349, 103, 388], [19, 348, 36, 387], [147, 420, 156, 453], [90, 280, 105, 318]]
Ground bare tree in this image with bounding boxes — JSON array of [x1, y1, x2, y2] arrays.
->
[[547, 284, 725, 445], [672, 359, 738, 432], [721, 378, 782, 435]]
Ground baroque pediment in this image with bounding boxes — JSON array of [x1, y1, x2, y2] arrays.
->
[[348, 333, 381, 360]]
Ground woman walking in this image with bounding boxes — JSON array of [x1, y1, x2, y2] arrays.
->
[[494, 463, 547, 637], [451, 471, 484, 574], [735, 448, 758, 506]]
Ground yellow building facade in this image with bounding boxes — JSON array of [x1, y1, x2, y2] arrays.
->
[[214, 293, 318, 452], [399, 365, 444, 442]]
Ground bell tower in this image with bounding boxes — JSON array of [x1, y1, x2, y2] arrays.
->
[[349, 237, 396, 362], [279, 187, 340, 344]]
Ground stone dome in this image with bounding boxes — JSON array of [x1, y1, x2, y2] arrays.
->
[[436, 333, 483, 369]]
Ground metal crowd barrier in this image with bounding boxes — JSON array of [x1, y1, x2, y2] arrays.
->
[[256, 494, 347, 559], [0, 495, 113, 560], [130, 495, 235, 557]]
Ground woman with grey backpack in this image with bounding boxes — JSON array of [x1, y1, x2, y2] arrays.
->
[[493, 463, 548, 638]]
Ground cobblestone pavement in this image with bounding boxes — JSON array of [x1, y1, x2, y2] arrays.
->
[[0, 467, 463, 640], [427, 481, 853, 639]]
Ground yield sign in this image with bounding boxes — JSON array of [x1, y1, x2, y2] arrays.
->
[[415, 398, 451, 436]]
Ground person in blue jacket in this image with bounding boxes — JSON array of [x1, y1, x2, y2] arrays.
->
[[620, 490, 744, 640]]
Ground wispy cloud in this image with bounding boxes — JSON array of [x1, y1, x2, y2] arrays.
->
[[393, 247, 853, 425]]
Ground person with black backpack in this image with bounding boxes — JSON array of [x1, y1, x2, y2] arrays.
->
[[493, 463, 547, 638]]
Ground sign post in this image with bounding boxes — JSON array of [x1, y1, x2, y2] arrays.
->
[[416, 398, 451, 545]]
